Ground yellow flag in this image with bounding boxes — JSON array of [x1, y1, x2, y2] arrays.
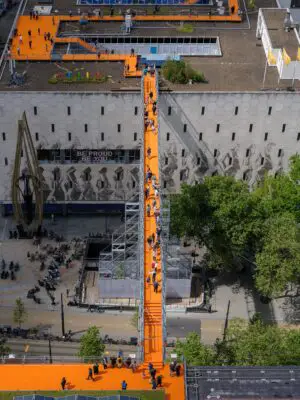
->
[[268, 49, 276, 65], [283, 48, 291, 65], [297, 48, 300, 61]]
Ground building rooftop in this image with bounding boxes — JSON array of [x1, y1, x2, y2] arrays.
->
[[186, 366, 300, 400], [2, 0, 300, 92], [262, 8, 299, 55]]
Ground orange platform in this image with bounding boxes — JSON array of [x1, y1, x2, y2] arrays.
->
[[0, 364, 184, 399], [143, 73, 163, 367]]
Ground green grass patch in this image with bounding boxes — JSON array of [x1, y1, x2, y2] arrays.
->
[[0, 392, 165, 400]]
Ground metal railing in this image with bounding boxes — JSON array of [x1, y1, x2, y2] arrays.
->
[[156, 71, 167, 362], [0, 0, 27, 80], [1, 354, 142, 364], [138, 74, 145, 363]]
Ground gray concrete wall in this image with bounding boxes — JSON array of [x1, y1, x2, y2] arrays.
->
[[1, 91, 300, 202]]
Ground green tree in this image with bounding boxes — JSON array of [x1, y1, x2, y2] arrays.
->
[[0, 338, 11, 357], [78, 326, 105, 361], [255, 213, 300, 298], [13, 298, 28, 328], [174, 332, 216, 365]]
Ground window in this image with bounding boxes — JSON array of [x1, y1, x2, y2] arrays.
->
[[4, 157, 8, 166], [232, 132, 236, 141], [278, 149, 282, 157], [197, 157, 200, 165], [132, 180, 136, 188], [268, 106, 272, 116], [201, 106, 205, 115], [181, 149, 185, 157], [180, 171, 185, 181], [166, 132, 170, 141], [34, 106, 37, 116], [195, 180, 198, 185], [199, 132, 203, 141], [100, 181, 105, 189], [246, 149, 250, 157], [101, 106, 104, 115], [84, 171, 89, 181], [117, 124, 121, 133], [116, 171, 121, 181], [35, 132, 39, 141], [282, 124, 286, 133], [51, 124, 55, 133], [261, 157, 265, 165], [249, 124, 253, 133], [297, 132, 300, 141], [165, 157, 168, 165], [67, 106, 71, 116], [2, 132, 6, 141], [53, 170, 59, 181], [21, 150, 23, 157], [264, 132, 268, 141], [68, 132, 72, 141], [163, 181, 167, 189], [243, 172, 247, 181], [229, 157, 232, 165], [168, 107, 172, 116], [216, 124, 220, 133], [101, 132, 104, 141], [134, 132, 137, 141], [235, 106, 238, 115], [183, 124, 187, 133], [213, 149, 218, 157], [134, 106, 138, 115], [84, 124, 88, 133], [69, 180, 73, 189]]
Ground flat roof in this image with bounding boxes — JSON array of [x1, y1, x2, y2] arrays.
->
[[2, 0, 300, 92], [262, 8, 300, 55]]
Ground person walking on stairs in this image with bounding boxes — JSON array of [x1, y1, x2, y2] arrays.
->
[[121, 380, 127, 390], [61, 377, 67, 390], [153, 280, 159, 293]]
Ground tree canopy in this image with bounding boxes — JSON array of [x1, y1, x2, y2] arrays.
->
[[175, 318, 300, 366], [171, 155, 300, 298], [78, 326, 105, 361], [13, 298, 28, 328]]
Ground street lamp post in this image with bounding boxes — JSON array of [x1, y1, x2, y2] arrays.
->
[[48, 338, 53, 364], [61, 293, 65, 337]]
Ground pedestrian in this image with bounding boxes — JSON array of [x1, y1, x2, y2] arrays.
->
[[147, 146, 151, 158], [50, 37, 54, 45], [52, 16, 55, 25], [44, 33, 47, 40], [61, 376, 67, 390], [87, 367, 94, 380], [153, 281, 159, 293], [28, 29, 31, 37], [102, 356, 108, 369], [69, 10, 72, 18], [152, 271, 156, 283], [19, 35, 23, 44], [29, 40, 32, 49], [131, 360, 137, 372], [117, 356, 123, 368], [146, 204, 151, 217], [93, 362, 99, 374], [47, 32, 51, 40], [148, 362, 153, 372], [121, 380, 127, 390], [131, 48, 134, 56], [45, 43, 48, 51], [38, 27, 40, 35], [156, 375, 163, 387], [151, 378, 157, 390], [66, 288, 69, 297], [17, 47, 20, 55], [150, 368, 156, 379], [175, 364, 181, 376]]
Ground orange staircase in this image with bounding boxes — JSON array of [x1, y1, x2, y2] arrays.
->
[[55, 37, 97, 52], [143, 71, 164, 370]]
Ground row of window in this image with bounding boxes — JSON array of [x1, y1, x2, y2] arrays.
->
[[167, 106, 274, 116], [180, 123, 287, 134], [32, 106, 139, 117]]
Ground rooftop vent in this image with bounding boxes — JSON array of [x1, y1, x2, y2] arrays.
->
[[284, 11, 293, 31]]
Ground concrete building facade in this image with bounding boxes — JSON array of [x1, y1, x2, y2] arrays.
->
[[0, 90, 300, 212]]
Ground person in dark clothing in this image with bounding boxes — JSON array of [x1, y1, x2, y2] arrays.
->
[[111, 356, 117, 368], [151, 378, 157, 390], [156, 375, 163, 387], [150, 368, 156, 379], [152, 271, 156, 283], [102, 357, 108, 369], [87, 367, 94, 380], [122, 380, 127, 390], [175, 364, 181, 376], [148, 362, 153, 372], [29, 40, 32, 49], [93, 362, 99, 374], [61, 377, 67, 390], [28, 30, 31, 37], [153, 281, 159, 293]]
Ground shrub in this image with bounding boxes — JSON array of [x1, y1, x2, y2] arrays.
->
[[162, 59, 207, 85]]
